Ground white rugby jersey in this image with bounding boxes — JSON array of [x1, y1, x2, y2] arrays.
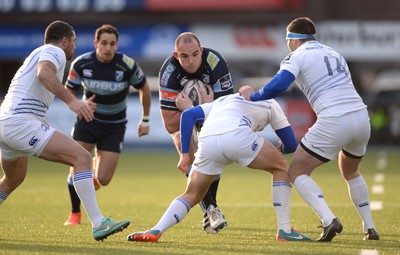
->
[[199, 93, 290, 137], [0, 44, 66, 120], [281, 41, 366, 117]]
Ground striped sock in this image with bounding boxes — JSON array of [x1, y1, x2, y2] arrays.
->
[[73, 170, 104, 228], [152, 197, 191, 233], [0, 190, 9, 205], [272, 181, 292, 233]]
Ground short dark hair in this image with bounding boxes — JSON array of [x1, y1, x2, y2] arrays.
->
[[175, 32, 201, 49], [44, 20, 75, 44], [95, 24, 119, 42], [287, 17, 316, 35]]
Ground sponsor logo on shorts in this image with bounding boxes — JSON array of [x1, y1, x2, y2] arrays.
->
[[251, 141, 258, 152], [28, 136, 39, 147], [41, 123, 50, 132]]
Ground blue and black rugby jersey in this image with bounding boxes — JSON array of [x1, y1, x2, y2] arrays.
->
[[66, 52, 146, 123], [159, 47, 234, 111]]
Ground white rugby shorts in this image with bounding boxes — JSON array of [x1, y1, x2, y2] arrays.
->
[[0, 116, 56, 160], [193, 127, 264, 175], [301, 109, 370, 161]]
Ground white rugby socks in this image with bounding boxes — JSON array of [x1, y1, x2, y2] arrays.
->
[[152, 197, 191, 233], [272, 181, 292, 233], [347, 175, 376, 232], [73, 170, 104, 228], [294, 174, 336, 226]]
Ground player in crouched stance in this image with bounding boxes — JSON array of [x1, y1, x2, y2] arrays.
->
[[127, 91, 311, 242]]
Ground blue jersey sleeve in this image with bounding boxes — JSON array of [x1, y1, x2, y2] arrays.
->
[[275, 126, 297, 154], [180, 106, 206, 153], [250, 70, 295, 101]]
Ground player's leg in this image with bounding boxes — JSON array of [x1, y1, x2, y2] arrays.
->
[[339, 151, 378, 240], [289, 145, 342, 241], [127, 169, 216, 242], [339, 110, 379, 240], [0, 156, 28, 205], [65, 118, 97, 225], [41, 131, 129, 240], [247, 138, 310, 241], [289, 117, 347, 242], [172, 131, 223, 233], [94, 120, 125, 186], [64, 140, 95, 226], [95, 150, 120, 186]]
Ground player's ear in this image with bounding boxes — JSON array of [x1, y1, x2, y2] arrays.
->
[[62, 36, 69, 47], [173, 51, 179, 59]]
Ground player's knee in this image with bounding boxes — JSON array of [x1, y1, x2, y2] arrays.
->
[[182, 192, 203, 207], [287, 169, 302, 183], [97, 175, 112, 186], [2, 175, 25, 192], [73, 151, 92, 170]]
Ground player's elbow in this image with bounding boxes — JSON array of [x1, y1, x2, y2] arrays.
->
[[284, 143, 297, 154]]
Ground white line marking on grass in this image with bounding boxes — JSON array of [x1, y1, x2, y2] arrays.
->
[[373, 173, 385, 183], [370, 201, 383, 211], [372, 184, 384, 194], [376, 158, 387, 170], [360, 249, 379, 255]]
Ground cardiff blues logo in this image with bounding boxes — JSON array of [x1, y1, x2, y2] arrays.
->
[[115, 71, 124, 82]]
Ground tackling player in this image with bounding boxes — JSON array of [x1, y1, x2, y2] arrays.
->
[[127, 90, 311, 242], [0, 20, 130, 241], [240, 17, 379, 242], [158, 32, 234, 233]]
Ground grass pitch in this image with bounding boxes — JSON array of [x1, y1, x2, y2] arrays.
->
[[0, 147, 399, 255]]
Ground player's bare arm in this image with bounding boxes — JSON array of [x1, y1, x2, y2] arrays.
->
[[137, 81, 151, 137], [37, 60, 95, 122], [160, 109, 182, 134]]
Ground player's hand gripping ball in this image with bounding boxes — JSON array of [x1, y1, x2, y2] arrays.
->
[[183, 79, 207, 106]]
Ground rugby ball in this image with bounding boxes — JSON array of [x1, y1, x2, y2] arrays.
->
[[183, 79, 206, 106]]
